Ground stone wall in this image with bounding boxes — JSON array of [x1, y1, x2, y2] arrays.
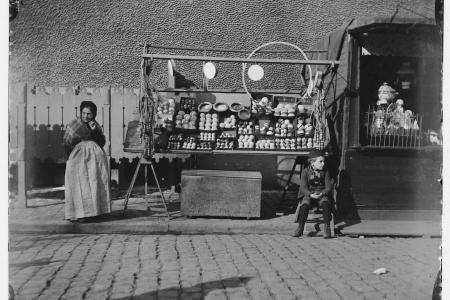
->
[[9, 0, 435, 88]]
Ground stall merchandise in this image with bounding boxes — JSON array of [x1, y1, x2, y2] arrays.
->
[[366, 82, 422, 148], [152, 93, 328, 152]]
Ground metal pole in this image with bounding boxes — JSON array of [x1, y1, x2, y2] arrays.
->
[[144, 43, 328, 54], [149, 160, 170, 220], [17, 83, 27, 207], [103, 87, 112, 175], [123, 156, 143, 214], [144, 164, 149, 211], [142, 53, 340, 66]]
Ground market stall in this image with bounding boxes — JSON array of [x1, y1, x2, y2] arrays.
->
[[122, 42, 340, 217]]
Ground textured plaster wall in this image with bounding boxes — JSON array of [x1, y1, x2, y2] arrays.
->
[[9, 0, 435, 88]]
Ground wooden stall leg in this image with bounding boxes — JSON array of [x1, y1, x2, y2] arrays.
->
[[149, 160, 170, 220], [122, 155, 143, 214], [144, 164, 149, 211], [281, 156, 303, 203], [331, 212, 335, 238]]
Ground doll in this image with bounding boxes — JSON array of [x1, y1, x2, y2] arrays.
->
[[296, 119, 305, 137], [304, 118, 313, 138], [394, 99, 404, 113]]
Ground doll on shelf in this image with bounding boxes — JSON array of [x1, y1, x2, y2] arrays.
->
[[296, 119, 305, 137], [394, 99, 404, 113], [377, 82, 398, 108], [304, 118, 314, 138]]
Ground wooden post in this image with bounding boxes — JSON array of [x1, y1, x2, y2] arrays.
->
[[103, 87, 112, 173], [17, 83, 27, 207]]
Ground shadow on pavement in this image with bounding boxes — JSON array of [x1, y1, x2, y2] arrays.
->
[[27, 187, 126, 203], [112, 276, 253, 300], [334, 219, 362, 232], [27, 189, 65, 199], [9, 235, 81, 247], [78, 209, 169, 223], [10, 258, 66, 269], [26, 201, 65, 208]]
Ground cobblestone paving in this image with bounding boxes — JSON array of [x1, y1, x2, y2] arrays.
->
[[9, 234, 440, 300]]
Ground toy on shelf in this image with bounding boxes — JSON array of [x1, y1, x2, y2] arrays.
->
[[377, 82, 398, 107], [297, 104, 307, 114], [237, 121, 254, 135], [255, 138, 275, 150], [197, 141, 214, 151], [274, 103, 296, 117], [275, 138, 296, 150], [296, 118, 305, 137], [181, 136, 197, 150], [252, 97, 273, 117], [219, 115, 237, 129], [180, 97, 197, 112], [199, 113, 219, 131], [238, 135, 255, 149], [370, 82, 421, 136], [304, 118, 314, 138], [175, 110, 198, 130], [155, 98, 176, 130], [167, 141, 182, 150], [215, 139, 234, 150], [275, 119, 295, 137], [219, 131, 236, 139], [199, 132, 216, 141]]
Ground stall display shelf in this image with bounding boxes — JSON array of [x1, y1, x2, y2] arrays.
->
[[127, 44, 339, 157], [125, 147, 319, 155], [273, 114, 297, 119]]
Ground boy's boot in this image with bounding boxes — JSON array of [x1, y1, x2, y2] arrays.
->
[[321, 200, 332, 239], [292, 223, 304, 237], [292, 204, 309, 237], [323, 224, 332, 239]]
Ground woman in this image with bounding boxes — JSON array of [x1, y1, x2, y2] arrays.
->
[[63, 101, 111, 222]]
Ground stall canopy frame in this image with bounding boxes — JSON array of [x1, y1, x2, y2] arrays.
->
[[141, 43, 340, 95]]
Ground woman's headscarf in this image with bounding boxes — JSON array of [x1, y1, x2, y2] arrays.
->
[[80, 101, 97, 118]]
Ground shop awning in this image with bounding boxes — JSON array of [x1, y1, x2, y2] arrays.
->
[[347, 17, 437, 34], [312, 17, 442, 103]]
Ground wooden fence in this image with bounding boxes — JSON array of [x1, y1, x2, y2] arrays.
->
[[9, 84, 143, 162], [9, 83, 193, 206]]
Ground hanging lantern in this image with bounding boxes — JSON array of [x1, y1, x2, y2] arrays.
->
[[203, 62, 217, 80], [395, 62, 415, 90], [248, 64, 264, 81]]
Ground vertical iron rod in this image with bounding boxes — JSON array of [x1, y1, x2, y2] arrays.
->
[[149, 160, 170, 220], [122, 157, 143, 214], [144, 164, 149, 211]]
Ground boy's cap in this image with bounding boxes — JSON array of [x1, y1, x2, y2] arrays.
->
[[308, 149, 324, 159]]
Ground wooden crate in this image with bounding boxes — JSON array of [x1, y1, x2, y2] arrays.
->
[[180, 169, 262, 218]]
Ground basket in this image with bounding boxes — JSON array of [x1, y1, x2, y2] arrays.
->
[[213, 102, 229, 112], [230, 102, 244, 112], [198, 102, 213, 113], [238, 108, 251, 120]]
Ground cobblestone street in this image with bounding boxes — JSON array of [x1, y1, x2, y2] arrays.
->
[[9, 234, 439, 300]]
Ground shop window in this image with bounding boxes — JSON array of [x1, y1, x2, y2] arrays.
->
[[359, 55, 441, 149]]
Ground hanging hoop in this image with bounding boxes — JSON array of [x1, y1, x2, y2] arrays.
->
[[241, 41, 314, 100]]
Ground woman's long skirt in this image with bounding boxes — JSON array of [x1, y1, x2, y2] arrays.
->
[[65, 141, 111, 220]]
